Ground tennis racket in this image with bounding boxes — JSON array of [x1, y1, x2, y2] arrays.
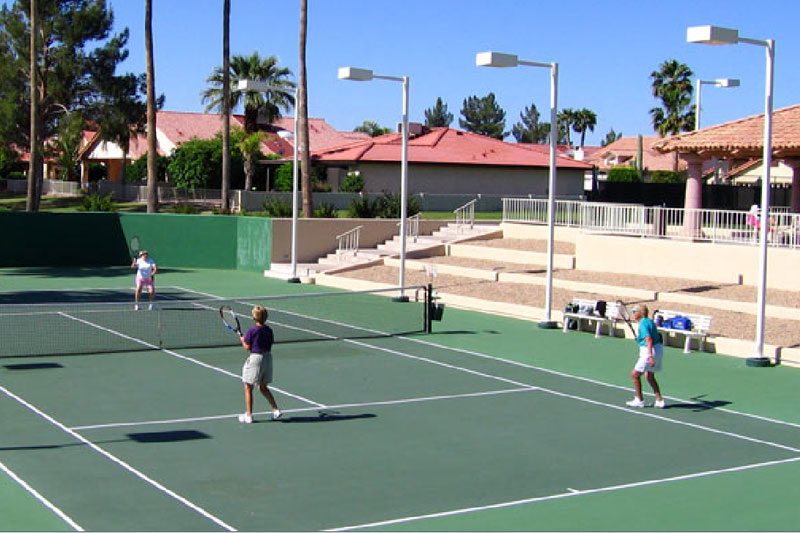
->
[[219, 305, 242, 336], [130, 236, 141, 261], [616, 300, 637, 337]]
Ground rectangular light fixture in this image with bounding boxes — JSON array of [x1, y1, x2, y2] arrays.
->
[[475, 51, 519, 68], [337, 67, 374, 81], [687, 25, 739, 45]]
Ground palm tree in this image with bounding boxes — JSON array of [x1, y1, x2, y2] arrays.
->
[[232, 127, 267, 191], [557, 108, 576, 147], [572, 108, 597, 147], [145, 0, 158, 212], [26, 0, 40, 212], [202, 52, 296, 135], [649, 59, 695, 170], [220, 0, 231, 211], [298, 0, 312, 217]]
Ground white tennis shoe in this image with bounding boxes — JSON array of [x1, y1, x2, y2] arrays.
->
[[625, 398, 646, 408], [238, 413, 253, 424], [272, 409, 282, 420], [654, 399, 666, 408]]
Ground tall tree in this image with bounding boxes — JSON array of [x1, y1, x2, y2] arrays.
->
[[650, 59, 694, 170], [0, 0, 149, 210], [144, 0, 158, 212], [459, 93, 507, 139], [232, 128, 266, 191], [220, 0, 231, 212], [298, 0, 311, 217], [354, 120, 390, 137], [572, 108, 597, 147], [424, 97, 453, 127], [26, 0, 39, 211], [601, 128, 622, 147], [202, 52, 295, 134], [557, 108, 577, 147], [511, 103, 549, 144]]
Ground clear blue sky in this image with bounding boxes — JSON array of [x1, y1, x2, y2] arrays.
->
[[98, 0, 799, 145]]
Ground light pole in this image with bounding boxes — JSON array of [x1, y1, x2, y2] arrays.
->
[[687, 25, 774, 366], [338, 67, 410, 302], [237, 80, 301, 283], [476, 51, 559, 329], [695, 78, 740, 130]]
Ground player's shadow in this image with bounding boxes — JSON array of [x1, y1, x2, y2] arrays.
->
[[126, 430, 211, 443], [277, 412, 376, 424], [665, 396, 732, 412]]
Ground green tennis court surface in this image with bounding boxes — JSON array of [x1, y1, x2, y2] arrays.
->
[[1, 267, 798, 531]]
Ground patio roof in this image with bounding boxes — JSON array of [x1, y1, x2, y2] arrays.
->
[[652, 104, 800, 159]]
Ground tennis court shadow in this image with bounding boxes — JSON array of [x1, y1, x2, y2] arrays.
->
[[667, 397, 732, 412], [0, 266, 193, 280], [3, 362, 64, 370], [126, 430, 211, 443], [278, 412, 376, 424], [434, 330, 501, 335]]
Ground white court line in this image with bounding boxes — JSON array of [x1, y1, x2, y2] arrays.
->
[[0, 384, 236, 532], [70, 387, 537, 431], [0, 459, 83, 531], [326, 455, 800, 531], [58, 312, 324, 408]]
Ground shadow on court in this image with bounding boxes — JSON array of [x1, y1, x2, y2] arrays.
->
[[278, 412, 376, 424], [0, 266, 192, 279], [667, 396, 733, 412], [0, 430, 213, 451]]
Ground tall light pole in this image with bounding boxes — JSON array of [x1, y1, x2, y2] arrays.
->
[[338, 67, 410, 302], [695, 78, 740, 130], [476, 51, 559, 328], [687, 25, 774, 366], [237, 80, 301, 283]]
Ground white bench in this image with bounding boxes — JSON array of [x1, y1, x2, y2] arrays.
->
[[562, 298, 621, 338], [654, 309, 712, 354]]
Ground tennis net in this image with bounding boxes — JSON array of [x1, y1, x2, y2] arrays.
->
[[0, 286, 431, 358]]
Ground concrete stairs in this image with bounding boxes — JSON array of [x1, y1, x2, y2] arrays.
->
[[264, 222, 501, 281]]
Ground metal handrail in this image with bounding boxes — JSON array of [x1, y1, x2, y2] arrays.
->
[[397, 213, 421, 243], [453, 199, 476, 233], [336, 225, 363, 260]]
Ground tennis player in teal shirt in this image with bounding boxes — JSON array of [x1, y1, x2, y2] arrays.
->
[[625, 304, 666, 408]]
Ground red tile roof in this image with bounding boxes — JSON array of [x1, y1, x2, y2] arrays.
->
[[310, 127, 592, 169], [586, 136, 685, 171], [653, 104, 800, 157]]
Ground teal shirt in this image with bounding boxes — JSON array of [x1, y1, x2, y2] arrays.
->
[[636, 317, 662, 347]]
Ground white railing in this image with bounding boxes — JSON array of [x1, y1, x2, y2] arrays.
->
[[454, 199, 476, 233], [406, 213, 420, 243], [502, 198, 584, 228], [336, 225, 363, 260], [502, 198, 799, 250]]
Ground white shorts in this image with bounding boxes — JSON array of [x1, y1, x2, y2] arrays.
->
[[242, 352, 273, 385], [634, 343, 664, 373]]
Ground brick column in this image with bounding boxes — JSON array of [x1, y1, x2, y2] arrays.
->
[[681, 153, 705, 237], [782, 157, 800, 213]]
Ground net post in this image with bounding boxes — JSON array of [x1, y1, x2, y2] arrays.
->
[[425, 283, 433, 333]]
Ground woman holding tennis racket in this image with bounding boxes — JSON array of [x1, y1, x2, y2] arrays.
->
[[238, 306, 281, 424], [131, 250, 157, 311], [626, 304, 666, 409]]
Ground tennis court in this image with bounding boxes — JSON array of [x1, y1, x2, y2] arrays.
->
[[1, 267, 799, 531]]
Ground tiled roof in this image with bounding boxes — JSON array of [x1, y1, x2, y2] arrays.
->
[[310, 127, 592, 169], [585, 136, 685, 171], [271, 117, 370, 151], [653, 104, 800, 157]]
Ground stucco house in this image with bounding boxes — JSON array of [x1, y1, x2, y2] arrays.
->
[[311, 126, 592, 197], [77, 111, 369, 185]]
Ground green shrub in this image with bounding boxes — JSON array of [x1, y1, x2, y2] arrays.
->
[[376, 192, 421, 218], [607, 167, 642, 183], [340, 171, 364, 193], [263, 197, 292, 217], [169, 202, 199, 214], [7, 171, 25, 180], [127, 154, 169, 183], [347, 195, 379, 218], [80, 192, 116, 212], [649, 170, 685, 183], [167, 137, 245, 190], [314, 202, 338, 218]]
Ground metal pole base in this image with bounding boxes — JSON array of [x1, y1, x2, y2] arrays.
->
[[538, 320, 559, 330], [287, 278, 301, 284], [392, 295, 410, 303], [745, 357, 772, 368]]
